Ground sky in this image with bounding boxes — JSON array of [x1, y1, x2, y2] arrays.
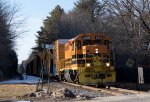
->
[[7, 0, 77, 64]]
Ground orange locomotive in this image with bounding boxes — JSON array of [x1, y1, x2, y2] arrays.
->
[[56, 33, 116, 86]]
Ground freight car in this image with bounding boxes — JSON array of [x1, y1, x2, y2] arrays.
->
[[54, 33, 116, 86]]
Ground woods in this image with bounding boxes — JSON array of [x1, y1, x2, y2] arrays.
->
[[0, 0, 21, 79], [36, 0, 150, 68], [104, 0, 150, 65]]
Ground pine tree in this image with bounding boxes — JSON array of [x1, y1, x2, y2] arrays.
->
[[74, 0, 101, 22], [37, 5, 65, 45]]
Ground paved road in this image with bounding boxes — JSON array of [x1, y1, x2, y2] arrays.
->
[[82, 93, 150, 102]]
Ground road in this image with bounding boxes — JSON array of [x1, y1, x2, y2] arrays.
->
[[82, 93, 150, 102]]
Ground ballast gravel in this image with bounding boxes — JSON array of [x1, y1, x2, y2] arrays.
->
[[34, 82, 113, 101], [48, 82, 112, 98], [20, 82, 114, 102]]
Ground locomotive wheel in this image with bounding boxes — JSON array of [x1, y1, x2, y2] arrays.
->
[[58, 75, 62, 82], [74, 75, 79, 84], [75, 79, 80, 84]]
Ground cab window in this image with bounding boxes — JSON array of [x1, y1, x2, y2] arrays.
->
[[104, 40, 109, 48], [93, 40, 102, 45], [76, 40, 81, 49], [72, 42, 74, 51], [83, 40, 92, 46]]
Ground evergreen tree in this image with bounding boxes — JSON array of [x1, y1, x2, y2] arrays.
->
[[36, 5, 65, 45], [74, 0, 101, 22]]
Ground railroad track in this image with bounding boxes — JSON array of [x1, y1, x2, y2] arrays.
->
[[62, 82, 146, 96]]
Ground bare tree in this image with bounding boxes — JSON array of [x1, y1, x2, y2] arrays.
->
[[0, 0, 24, 79], [102, 0, 150, 67]]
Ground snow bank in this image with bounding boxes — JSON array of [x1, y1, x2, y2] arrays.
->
[[0, 75, 39, 84]]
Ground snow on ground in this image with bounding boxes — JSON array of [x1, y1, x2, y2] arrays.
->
[[0, 75, 39, 84]]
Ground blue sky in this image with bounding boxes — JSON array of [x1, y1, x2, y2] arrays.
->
[[7, 0, 77, 64]]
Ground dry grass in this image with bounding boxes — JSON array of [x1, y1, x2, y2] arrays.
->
[[0, 84, 36, 99]]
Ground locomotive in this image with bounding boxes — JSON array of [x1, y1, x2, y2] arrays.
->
[[56, 34, 116, 86]]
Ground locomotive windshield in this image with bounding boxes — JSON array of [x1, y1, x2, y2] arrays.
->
[[76, 40, 81, 49], [104, 40, 109, 48], [93, 40, 102, 45], [83, 40, 92, 46], [72, 42, 74, 51]]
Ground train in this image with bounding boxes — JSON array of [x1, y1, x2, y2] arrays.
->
[[25, 33, 116, 86]]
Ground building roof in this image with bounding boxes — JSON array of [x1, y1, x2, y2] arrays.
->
[[57, 39, 69, 44]]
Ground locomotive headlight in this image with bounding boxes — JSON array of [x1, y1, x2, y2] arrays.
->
[[87, 63, 91, 67], [95, 48, 98, 54], [106, 63, 110, 67]]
